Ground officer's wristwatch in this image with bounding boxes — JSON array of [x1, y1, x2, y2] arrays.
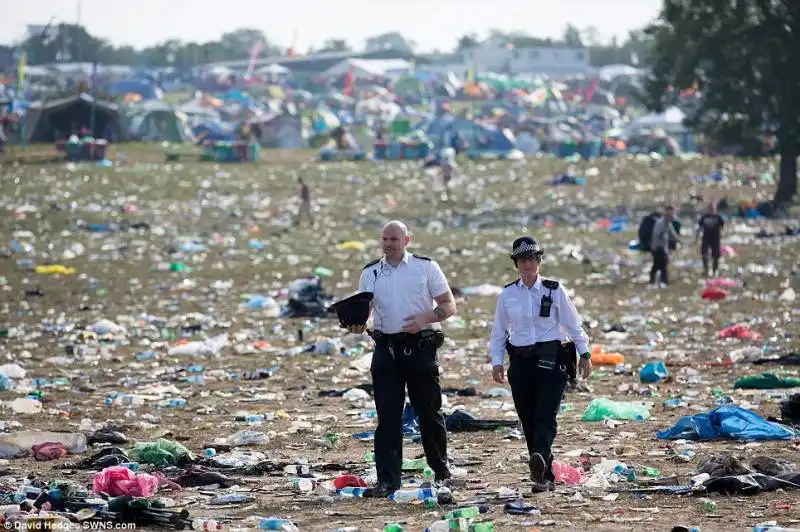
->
[[580, 352, 591, 360]]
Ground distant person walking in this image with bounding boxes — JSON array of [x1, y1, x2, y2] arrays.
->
[[649, 205, 680, 287], [696, 202, 725, 277], [295, 177, 314, 227], [440, 147, 456, 200]]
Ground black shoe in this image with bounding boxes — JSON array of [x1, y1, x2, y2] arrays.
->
[[529, 453, 546, 483], [363, 482, 395, 498], [434, 476, 465, 489], [531, 480, 555, 493]]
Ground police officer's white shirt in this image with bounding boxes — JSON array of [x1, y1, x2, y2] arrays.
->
[[358, 251, 450, 334], [489, 276, 590, 366]]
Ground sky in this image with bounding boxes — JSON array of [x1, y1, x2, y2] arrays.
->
[[2, 0, 662, 53]]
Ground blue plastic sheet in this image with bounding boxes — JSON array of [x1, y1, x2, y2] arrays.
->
[[656, 405, 796, 441]]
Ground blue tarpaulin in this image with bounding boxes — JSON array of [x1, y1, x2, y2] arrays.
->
[[656, 405, 797, 441]]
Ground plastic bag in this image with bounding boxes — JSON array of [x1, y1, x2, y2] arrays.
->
[[639, 361, 669, 383], [552, 461, 586, 485], [129, 438, 194, 466], [92, 466, 159, 497], [581, 397, 650, 422], [701, 287, 727, 300], [734, 373, 800, 389]]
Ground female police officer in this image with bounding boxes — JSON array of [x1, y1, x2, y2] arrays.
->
[[489, 236, 592, 492]]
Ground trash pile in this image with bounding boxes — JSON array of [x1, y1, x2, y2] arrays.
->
[[1, 153, 799, 530]]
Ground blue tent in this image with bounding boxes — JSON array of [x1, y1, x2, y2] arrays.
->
[[424, 115, 518, 153]]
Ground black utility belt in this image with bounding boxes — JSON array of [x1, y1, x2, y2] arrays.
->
[[370, 329, 445, 350], [506, 340, 577, 381], [505, 340, 562, 358]]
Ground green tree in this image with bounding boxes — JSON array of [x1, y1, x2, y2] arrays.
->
[[317, 39, 352, 53], [455, 33, 480, 51], [562, 24, 584, 47], [644, 0, 800, 203]]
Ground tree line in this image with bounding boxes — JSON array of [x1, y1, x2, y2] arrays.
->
[[643, 0, 799, 203], [1, 24, 652, 69]]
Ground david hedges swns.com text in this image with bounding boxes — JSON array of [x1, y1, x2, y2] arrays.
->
[[2, 522, 136, 530]]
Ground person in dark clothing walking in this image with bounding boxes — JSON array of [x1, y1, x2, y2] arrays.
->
[[295, 177, 313, 226], [649, 205, 680, 287], [489, 236, 592, 492], [348, 220, 457, 497], [696, 202, 725, 277]]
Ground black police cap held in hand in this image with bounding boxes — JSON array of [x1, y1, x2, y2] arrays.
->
[[328, 292, 374, 327], [510, 236, 544, 260]]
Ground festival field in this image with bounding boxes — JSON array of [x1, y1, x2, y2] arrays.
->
[[1, 149, 798, 531]]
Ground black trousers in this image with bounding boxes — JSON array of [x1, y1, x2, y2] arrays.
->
[[370, 337, 449, 488], [701, 237, 721, 274], [650, 248, 669, 284], [507, 354, 569, 482]]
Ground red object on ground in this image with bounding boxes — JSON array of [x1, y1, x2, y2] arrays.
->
[[333, 474, 368, 489], [31, 442, 68, 461]]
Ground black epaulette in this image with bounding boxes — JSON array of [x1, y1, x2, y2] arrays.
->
[[542, 279, 559, 290], [412, 254, 431, 261], [362, 258, 381, 270], [504, 279, 519, 288]]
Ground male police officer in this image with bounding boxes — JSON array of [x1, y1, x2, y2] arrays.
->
[[489, 236, 592, 493], [347, 220, 457, 496]]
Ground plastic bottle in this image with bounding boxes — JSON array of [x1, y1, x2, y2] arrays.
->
[[235, 414, 266, 423], [118, 394, 145, 407], [390, 487, 436, 503], [445, 506, 481, 520], [258, 518, 299, 531], [470, 523, 495, 532], [423, 467, 434, 482], [291, 478, 314, 492], [336, 487, 364, 497], [227, 430, 268, 446], [384, 525, 403, 532], [401, 458, 428, 470], [677, 450, 696, 462], [283, 464, 309, 475], [425, 520, 453, 532], [204, 448, 217, 458], [752, 525, 800, 532], [192, 518, 222, 531]]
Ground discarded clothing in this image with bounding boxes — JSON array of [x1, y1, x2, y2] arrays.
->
[[753, 352, 800, 366], [700, 472, 800, 495], [445, 409, 519, 432]]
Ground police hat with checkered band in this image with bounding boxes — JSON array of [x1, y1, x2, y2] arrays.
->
[[509, 236, 544, 260]]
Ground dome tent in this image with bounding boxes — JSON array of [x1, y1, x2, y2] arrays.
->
[[123, 101, 193, 143], [24, 93, 121, 143]]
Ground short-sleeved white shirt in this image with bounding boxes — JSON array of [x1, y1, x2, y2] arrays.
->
[[358, 251, 450, 334]]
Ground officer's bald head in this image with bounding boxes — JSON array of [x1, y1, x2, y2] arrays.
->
[[381, 220, 411, 261], [382, 220, 409, 237]]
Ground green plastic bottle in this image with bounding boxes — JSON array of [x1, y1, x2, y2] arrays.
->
[[401, 457, 427, 470], [470, 523, 495, 532], [385, 524, 404, 532], [445, 506, 480, 520]]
